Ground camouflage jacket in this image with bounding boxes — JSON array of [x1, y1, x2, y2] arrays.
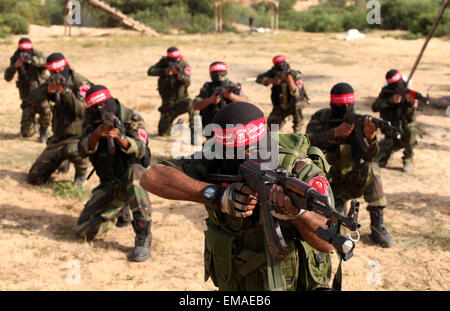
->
[[148, 56, 191, 103], [4, 49, 48, 100], [27, 69, 91, 142], [372, 89, 417, 126], [195, 79, 247, 128], [256, 67, 308, 110], [306, 108, 379, 182], [79, 101, 149, 183]]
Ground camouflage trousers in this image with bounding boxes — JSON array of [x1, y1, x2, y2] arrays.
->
[[158, 98, 193, 136], [20, 100, 51, 138], [331, 162, 387, 213], [267, 104, 305, 133], [377, 122, 417, 166], [27, 137, 88, 185], [75, 164, 152, 240]]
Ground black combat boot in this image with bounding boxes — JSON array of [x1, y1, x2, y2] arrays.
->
[[116, 205, 132, 228], [367, 206, 395, 248], [130, 219, 152, 262], [39, 127, 48, 144]]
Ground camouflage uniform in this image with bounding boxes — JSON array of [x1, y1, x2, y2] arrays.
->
[[75, 102, 152, 241], [148, 57, 193, 136], [194, 80, 247, 130], [306, 108, 387, 213], [27, 69, 90, 185], [4, 49, 51, 137], [161, 134, 333, 291], [372, 92, 417, 167], [256, 68, 308, 133]]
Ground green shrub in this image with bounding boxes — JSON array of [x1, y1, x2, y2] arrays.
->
[[0, 13, 29, 34], [0, 25, 12, 38], [380, 0, 450, 37]]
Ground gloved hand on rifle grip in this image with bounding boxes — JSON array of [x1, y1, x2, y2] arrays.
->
[[269, 184, 304, 220], [220, 183, 257, 218]]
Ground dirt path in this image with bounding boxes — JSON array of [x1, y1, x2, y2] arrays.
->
[[0, 25, 449, 291]]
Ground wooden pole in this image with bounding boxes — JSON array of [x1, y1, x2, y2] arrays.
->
[[68, 0, 73, 37], [214, 2, 218, 32], [275, 1, 279, 32], [270, 2, 274, 32], [219, 1, 223, 32], [407, 0, 448, 84], [64, 0, 68, 36]]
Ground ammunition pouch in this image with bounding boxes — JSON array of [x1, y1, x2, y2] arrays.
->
[[204, 219, 237, 288], [297, 240, 332, 291]]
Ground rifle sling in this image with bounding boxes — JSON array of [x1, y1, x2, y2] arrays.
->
[[264, 239, 285, 291], [332, 256, 343, 291]]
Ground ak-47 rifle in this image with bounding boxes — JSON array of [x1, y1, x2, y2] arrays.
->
[[324, 110, 402, 169], [383, 88, 430, 132], [207, 160, 360, 262], [18, 52, 32, 78], [48, 72, 68, 106], [212, 81, 242, 109], [165, 59, 182, 90], [327, 110, 402, 149], [99, 109, 127, 155]]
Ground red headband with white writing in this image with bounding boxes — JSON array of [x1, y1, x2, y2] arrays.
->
[[272, 55, 286, 65], [210, 63, 228, 73], [86, 89, 112, 108], [386, 72, 402, 84], [18, 42, 33, 50], [213, 117, 267, 147], [167, 50, 181, 58], [330, 93, 355, 105], [46, 58, 68, 72]]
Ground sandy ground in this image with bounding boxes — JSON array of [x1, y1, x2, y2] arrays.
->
[[0, 24, 449, 291]]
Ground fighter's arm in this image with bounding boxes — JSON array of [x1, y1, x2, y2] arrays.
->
[[148, 59, 164, 77], [140, 163, 209, 203], [256, 70, 275, 86], [193, 84, 220, 111], [4, 54, 19, 82], [270, 184, 334, 254]]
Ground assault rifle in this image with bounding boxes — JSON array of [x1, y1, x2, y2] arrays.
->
[[326, 110, 402, 153], [383, 88, 430, 132], [273, 61, 290, 80], [18, 52, 32, 77], [48, 72, 68, 106], [100, 109, 127, 154], [165, 59, 182, 90], [213, 81, 242, 109], [206, 160, 360, 262]]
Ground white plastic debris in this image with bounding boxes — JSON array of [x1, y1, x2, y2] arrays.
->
[[344, 29, 366, 41], [446, 106, 450, 117]]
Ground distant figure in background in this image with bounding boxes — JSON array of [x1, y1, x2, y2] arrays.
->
[[148, 47, 194, 136], [372, 69, 428, 172], [249, 16, 255, 34], [27, 53, 91, 186], [192, 61, 248, 133], [4, 38, 51, 142], [256, 55, 310, 133]]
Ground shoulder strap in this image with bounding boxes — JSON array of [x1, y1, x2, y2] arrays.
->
[[277, 134, 310, 172]]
